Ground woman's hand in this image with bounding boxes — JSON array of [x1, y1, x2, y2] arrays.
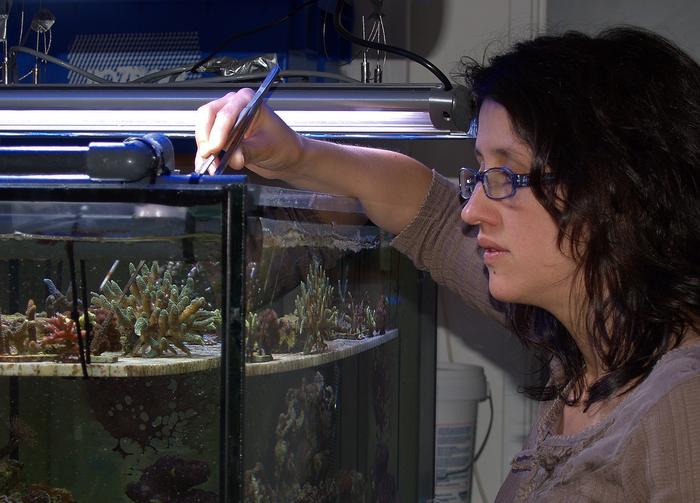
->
[[194, 88, 432, 235], [194, 88, 306, 181]]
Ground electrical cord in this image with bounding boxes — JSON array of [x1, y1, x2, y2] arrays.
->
[[332, 0, 453, 90], [472, 390, 493, 465], [129, 64, 192, 84], [167, 69, 359, 85], [10, 45, 111, 83], [188, 0, 317, 75]]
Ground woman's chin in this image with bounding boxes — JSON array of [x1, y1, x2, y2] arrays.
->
[[487, 280, 522, 305]]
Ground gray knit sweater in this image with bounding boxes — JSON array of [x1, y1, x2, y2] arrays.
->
[[391, 171, 700, 502]]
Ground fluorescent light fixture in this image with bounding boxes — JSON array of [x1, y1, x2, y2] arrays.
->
[[279, 110, 437, 133], [1, 145, 86, 152], [0, 109, 442, 134], [0, 174, 89, 180]]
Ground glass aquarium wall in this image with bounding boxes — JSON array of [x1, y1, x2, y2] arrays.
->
[[241, 186, 402, 502], [0, 177, 430, 502], [0, 180, 239, 503]]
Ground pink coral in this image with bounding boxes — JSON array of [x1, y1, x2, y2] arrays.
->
[[40, 315, 80, 355]]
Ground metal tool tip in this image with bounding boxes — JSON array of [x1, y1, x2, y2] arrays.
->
[[194, 154, 215, 175]]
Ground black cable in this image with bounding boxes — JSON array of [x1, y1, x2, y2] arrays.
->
[[129, 64, 192, 84], [66, 241, 89, 379], [188, 0, 317, 75], [472, 392, 493, 464], [168, 69, 358, 85], [10, 45, 110, 83], [80, 259, 92, 365], [333, 0, 453, 90]]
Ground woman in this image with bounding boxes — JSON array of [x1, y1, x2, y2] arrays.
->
[[196, 26, 700, 501]]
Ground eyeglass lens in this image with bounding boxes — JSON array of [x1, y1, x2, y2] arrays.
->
[[461, 168, 514, 199], [484, 169, 514, 199]]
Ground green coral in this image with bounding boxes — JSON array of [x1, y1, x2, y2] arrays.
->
[[335, 292, 378, 340], [91, 262, 221, 358], [292, 260, 338, 354]]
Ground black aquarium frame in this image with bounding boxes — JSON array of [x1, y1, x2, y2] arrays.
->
[[0, 174, 247, 502]]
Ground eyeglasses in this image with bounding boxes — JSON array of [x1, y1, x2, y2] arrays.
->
[[459, 166, 554, 200]]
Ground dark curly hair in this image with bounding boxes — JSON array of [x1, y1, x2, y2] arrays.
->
[[464, 26, 700, 408]]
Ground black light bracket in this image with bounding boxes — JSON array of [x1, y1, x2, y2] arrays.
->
[[428, 85, 471, 133], [0, 132, 175, 182]]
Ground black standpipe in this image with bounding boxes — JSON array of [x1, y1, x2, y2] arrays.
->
[[0, 133, 175, 181]]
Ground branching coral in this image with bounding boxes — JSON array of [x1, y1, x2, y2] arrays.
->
[[245, 262, 389, 357], [0, 300, 44, 355], [91, 262, 221, 358], [84, 308, 122, 355], [292, 260, 338, 354], [41, 315, 80, 356], [336, 292, 379, 340], [245, 308, 279, 361]]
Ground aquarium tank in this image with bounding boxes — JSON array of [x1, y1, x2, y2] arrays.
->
[[0, 161, 436, 501]]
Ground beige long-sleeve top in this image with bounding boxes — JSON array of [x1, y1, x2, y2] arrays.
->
[[391, 171, 700, 502]]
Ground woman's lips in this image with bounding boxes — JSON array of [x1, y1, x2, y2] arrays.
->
[[482, 247, 508, 265], [478, 237, 508, 265]]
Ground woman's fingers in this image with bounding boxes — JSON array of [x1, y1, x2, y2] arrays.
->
[[194, 89, 255, 169]]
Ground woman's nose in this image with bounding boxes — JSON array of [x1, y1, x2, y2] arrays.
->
[[461, 183, 495, 226]]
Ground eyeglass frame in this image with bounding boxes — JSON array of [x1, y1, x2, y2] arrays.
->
[[459, 166, 556, 200]]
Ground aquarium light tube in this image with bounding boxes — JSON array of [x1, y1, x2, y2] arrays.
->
[[0, 109, 441, 134], [1, 145, 86, 152], [0, 174, 89, 180], [279, 110, 437, 133]]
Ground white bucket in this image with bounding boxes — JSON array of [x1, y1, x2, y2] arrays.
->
[[434, 363, 488, 503]]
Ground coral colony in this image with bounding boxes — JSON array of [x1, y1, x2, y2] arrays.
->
[[92, 262, 221, 357], [292, 259, 339, 354], [0, 260, 386, 363], [243, 372, 367, 502], [245, 259, 388, 362], [0, 261, 221, 361]]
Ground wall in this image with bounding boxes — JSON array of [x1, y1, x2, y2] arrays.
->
[[548, 0, 700, 60]]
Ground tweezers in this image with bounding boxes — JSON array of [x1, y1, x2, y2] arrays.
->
[[195, 63, 281, 175]]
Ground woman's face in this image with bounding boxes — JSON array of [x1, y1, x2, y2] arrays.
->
[[461, 99, 579, 316]]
